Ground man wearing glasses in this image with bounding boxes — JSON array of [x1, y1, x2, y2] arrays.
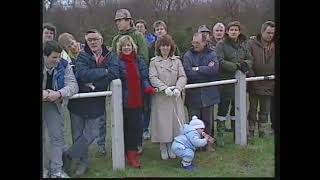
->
[[63, 29, 119, 177]]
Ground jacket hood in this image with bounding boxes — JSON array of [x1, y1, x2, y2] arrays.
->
[[183, 124, 199, 135]]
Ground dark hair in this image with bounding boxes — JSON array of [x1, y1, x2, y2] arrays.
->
[[43, 22, 56, 37], [43, 40, 63, 56], [135, 19, 147, 29], [261, 21, 275, 33], [155, 34, 176, 57]]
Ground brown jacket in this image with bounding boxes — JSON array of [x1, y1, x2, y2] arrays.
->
[[247, 34, 275, 96]]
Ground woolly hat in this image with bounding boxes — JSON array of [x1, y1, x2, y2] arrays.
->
[[189, 115, 205, 129]]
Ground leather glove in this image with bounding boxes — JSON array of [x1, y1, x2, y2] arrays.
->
[[164, 87, 173, 96], [173, 89, 181, 97]]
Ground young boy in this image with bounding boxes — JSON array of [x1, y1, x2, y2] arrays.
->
[[171, 116, 214, 172]]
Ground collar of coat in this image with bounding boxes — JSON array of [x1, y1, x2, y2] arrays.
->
[[118, 27, 136, 35], [151, 55, 180, 62], [83, 43, 110, 57], [225, 33, 247, 44], [190, 46, 213, 54]]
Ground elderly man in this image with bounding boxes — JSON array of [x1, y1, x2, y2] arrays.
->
[[183, 32, 220, 151], [63, 29, 119, 176]]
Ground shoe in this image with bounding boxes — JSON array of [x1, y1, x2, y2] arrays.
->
[[259, 131, 266, 138], [126, 151, 142, 168], [182, 164, 195, 172], [98, 146, 106, 156], [43, 168, 49, 178], [62, 152, 72, 174], [166, 143, 176, 159], [75, 165, 88, 177], [50, 171, 70, 178], [160, 148, 169, 160], [137, 146, 143, 155], [143, 130, 151, 140]]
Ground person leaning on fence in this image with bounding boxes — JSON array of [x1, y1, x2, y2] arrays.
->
[[182, 32, 220, 152], [63, 29, 120, 176], [58, 32, 107, 157], [215, 21, 253, 147], [117, 35, 157, 168], [149, 34, 187, 160], [171, 116, 214, 172], [247, 21, 275, 140], [42, 40, 78, 178]]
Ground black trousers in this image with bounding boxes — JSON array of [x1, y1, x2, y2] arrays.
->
[[123, 108, 143, 152]]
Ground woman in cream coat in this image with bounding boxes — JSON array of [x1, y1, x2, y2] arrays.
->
[[149, 34, 187, 160]]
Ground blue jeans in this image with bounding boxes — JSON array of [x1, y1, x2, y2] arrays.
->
[[69, 113, 102, 167], [96, 114, 106, 148]]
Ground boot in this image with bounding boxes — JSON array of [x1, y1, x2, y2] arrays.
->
[[216, 121, 225, 147], [247, 130, 255, 142], [258, 122, 268, 138], [231, 120, 235, 142], [126, 151, 142, 168]]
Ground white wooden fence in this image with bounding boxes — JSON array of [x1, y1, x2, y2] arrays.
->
[[68, 72, 275, 170]]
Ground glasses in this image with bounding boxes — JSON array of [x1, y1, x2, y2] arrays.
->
[[86, 38, 100, 43]]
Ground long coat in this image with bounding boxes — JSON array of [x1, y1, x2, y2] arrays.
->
[[149, 56, 187, 143]]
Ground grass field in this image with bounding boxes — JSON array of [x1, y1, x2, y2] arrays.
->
[[63, 107, 275, 178]]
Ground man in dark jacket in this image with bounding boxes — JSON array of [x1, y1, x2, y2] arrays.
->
[[183, 32, 220, 151], [65, 29, 119, 176], [215, 21, 253, 147], [247, 21, 275, 140]]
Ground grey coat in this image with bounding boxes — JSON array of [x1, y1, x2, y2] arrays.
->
[[149, 56, 187, 143], [42, 59, 78, 113]]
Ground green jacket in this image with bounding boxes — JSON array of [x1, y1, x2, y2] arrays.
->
[[112, 28, 149, 64], [216, 34, 253, 80]]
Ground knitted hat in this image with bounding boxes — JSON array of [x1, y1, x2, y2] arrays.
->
[[189, 116, 205, 129]]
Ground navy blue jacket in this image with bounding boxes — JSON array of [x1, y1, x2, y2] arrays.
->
[[67, 44, 120, 118], [183, 47, 220, 108], [119, 55, 152, 108]]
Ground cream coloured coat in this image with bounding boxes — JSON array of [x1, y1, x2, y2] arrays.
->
[[149, 56, 187, 143]]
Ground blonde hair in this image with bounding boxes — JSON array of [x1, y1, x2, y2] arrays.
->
[[116, 35, 138, 55], [58, 33, 75, 49]]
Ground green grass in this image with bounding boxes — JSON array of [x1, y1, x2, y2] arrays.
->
[[64, 108, 275, 178]]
